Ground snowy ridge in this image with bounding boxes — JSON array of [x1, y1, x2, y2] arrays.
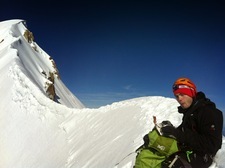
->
[[0, 19, 224, 168], [60, 97, 182, 168]]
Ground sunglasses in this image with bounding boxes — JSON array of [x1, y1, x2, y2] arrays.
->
[[173, 85, 194, 91]]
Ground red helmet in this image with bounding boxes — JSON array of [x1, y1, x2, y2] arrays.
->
[[173, 77, 197, 97]]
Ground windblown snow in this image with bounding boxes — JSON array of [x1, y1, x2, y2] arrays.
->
[[0, 19, 224, 168]]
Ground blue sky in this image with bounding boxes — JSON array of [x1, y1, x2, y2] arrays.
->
[[1, 1, 225, 110]]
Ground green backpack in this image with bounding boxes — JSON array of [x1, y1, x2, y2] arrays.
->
[[134, 126, 179, 168]]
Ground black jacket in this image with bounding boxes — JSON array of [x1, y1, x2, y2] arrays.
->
[[176, 92, 223, 156]]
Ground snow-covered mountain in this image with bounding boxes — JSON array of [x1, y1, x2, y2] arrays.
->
[[0, 19, 224, 168], [0, 19, 84, 109]]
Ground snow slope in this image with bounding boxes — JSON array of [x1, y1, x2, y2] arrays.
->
[[0, 19, 224, 168]]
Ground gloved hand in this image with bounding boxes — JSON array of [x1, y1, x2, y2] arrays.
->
[[161, 120, 173, 127], [161, 125, 178, 139]]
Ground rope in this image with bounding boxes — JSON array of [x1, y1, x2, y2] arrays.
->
[[114, 151, 136, 167]]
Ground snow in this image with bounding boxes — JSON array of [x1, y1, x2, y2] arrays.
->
[[0, 19, 224, 168]]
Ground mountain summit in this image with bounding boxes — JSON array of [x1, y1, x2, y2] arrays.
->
[[0, 19, 84, 109]]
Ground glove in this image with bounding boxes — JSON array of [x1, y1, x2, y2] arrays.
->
[[161, 125, 178, 139], [161, 120, 173, 127]]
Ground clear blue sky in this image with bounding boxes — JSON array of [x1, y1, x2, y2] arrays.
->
[[1, 1, 225, 110]]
